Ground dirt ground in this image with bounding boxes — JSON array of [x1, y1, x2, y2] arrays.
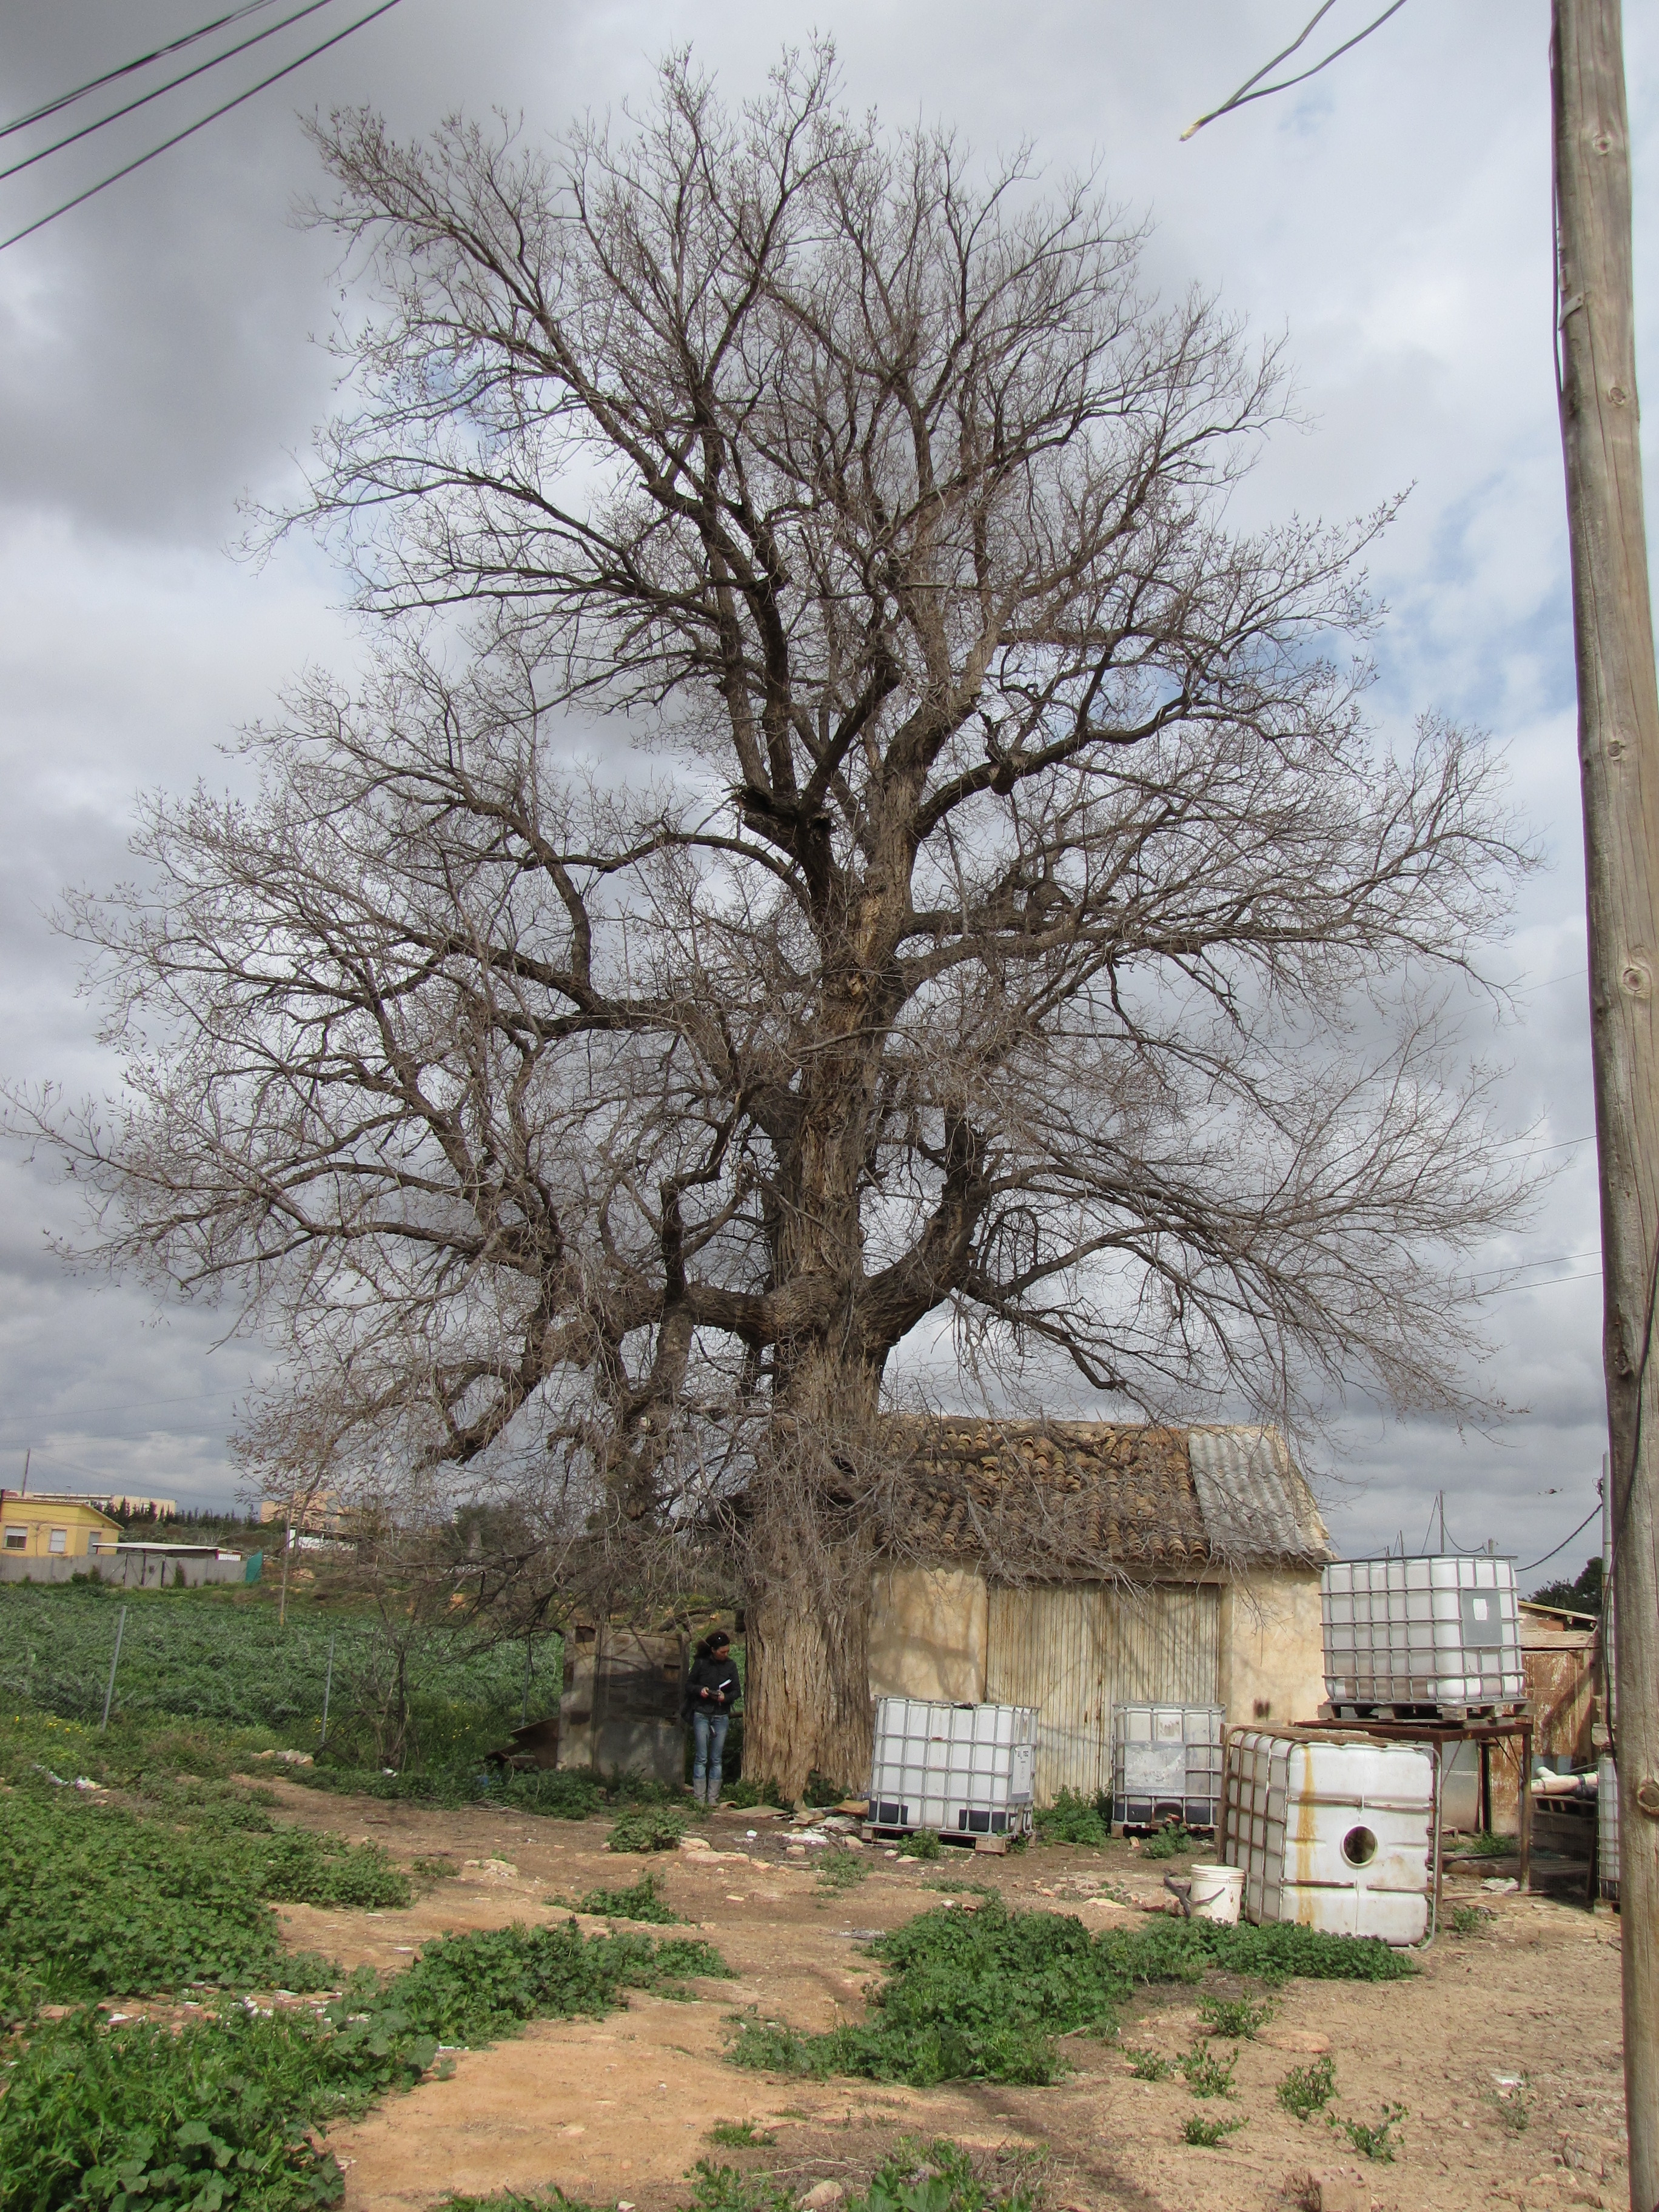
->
[[255, 1778, 1627, 2212]]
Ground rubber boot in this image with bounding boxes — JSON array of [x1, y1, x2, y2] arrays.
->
[[706, 1781, 722, 1808]]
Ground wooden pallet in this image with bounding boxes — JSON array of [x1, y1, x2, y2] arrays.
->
[[1319, 1699, 1529, 1725]]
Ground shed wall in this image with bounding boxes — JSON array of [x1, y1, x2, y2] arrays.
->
[[984, 1581, 1221, 1803], [1218, 1568, 1326, 1732], [868, 1569, 988, 1703]]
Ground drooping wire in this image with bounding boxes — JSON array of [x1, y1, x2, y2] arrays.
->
[[0, 0, 344, 187], [1519, 1502, 1604, 1576], [0, 0, 284, 141], [1181, 0, 1413, 141], [0, 0, 405, 253]]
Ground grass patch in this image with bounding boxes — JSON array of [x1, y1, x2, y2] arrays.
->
[[1032, 1789, 1110, 1847], [1276, 2053, 1336, 2120], [897, 1830, 942, 1861], [0, 1781, 405, 2021], [1182, 2113, 1246, 2148], [705, 2119, 778, 2148], [1449, 1903, 1496, 1935], [608, 1805, 690, 1854], [552, 1872, 684, 1923], [0, 1920, 732, 2212], [1461, 1831, 1517, 1858], [725, 1895, 1412, 2088]]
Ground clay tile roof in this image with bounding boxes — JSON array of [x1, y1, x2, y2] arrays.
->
[[886, 1418, 1329, 1578]]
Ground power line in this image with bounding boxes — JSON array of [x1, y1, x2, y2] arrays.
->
[[1519, 1503, 1603, 1575], [1479, 1268, 1602, 1298], [0, 0, 284, 141], [1, 0, 345, 187], [0, 0, 405, 254], [1182, 0, 1413, 141]]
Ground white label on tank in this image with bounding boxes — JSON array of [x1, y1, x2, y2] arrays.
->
[[1010, 1743, 1034, 1800]]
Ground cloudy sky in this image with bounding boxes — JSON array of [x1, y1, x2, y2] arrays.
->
[[0, 0, 1651, 1580]]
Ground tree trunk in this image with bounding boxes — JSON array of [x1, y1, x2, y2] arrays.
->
[[739, 1351, 884, 1799], [1553, 10, 1659, 2205], [744, 1538, 876, 1800]]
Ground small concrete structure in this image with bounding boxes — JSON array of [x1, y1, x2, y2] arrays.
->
[[868, 1421, 1331, 1808]]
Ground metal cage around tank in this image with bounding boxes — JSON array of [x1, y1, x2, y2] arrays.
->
[[865, 1695, 1037, 1838]]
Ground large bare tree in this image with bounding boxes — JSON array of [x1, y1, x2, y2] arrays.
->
[[13, 52, 1537, 1790]]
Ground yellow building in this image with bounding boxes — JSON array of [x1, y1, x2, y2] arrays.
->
[[0, 1493, 121, 1561]]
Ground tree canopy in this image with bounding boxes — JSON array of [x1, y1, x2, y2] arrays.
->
[[10, 50, 1538, 1786]]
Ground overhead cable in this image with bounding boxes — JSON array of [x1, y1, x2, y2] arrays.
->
[[1, 0, 344, 187], [1519, 1502, 1603, 1575], [0, 0, 283, 141], [1, 0, 404, 253]]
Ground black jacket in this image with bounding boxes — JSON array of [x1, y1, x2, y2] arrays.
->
[[683, 1651, 740, 1718]]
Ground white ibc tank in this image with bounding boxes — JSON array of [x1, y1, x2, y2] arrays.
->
[[1112, 1703, 1224, 1831], [1322, 1555, 1524, 1711], [1222, 1728, 1434, 1944], [867, 1696, 1037, 1837]]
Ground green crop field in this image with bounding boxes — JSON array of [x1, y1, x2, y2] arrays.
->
[[0, 1583, 557, 1768]]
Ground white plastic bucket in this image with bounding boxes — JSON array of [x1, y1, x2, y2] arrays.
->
[[1185, 1864, 1244, 1923]]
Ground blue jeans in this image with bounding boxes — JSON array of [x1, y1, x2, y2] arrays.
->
[[692, 1708, 730, 1796]]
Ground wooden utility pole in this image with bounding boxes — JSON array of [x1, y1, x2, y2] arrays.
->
[[1553, 6, 1659, 2203]]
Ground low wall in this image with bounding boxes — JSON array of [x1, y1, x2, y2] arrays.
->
[[0, 1553, 256, 1589]]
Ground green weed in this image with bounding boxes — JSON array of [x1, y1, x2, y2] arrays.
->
[[1464, 1831, 1517, 1858], [705, 2119, 778, 2147], [1138, 1822, 1199, 1861], [0, 1920, 732, 2212], [1032, 1789, 1110, 1847], [817, 1849, 871, 1894], [1449, 1903, 1496, 1935], [552, 1872, 684, 1923], [721, 1775, 789, 1810], [1123, 2048, 1173, 2080], [608, 1805, 690, 1853], [850, 2137, 1045, 2212], [725, 1894, 1412, 2088], [1333, 2102, 1406, 2160], [1489, 2077, 1532, 2134], [1182, 2113, 1246, 2148], [898, 1830, 942, 1861], [1196, 1992, 1274, 2039], [1276, 2053, 1336, 2120], [1176, 2042, 1238, 2098], [0, 1783, 405, 2020]]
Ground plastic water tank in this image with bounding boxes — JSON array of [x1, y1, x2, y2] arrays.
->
[[1321, 1555, 1524, 1712], [1111, 1703, 1224, 1831], [866, 1695, 1037, 1837], [1598, 1755, 1620, 1900], [1222, 1727, 1434, 1943]]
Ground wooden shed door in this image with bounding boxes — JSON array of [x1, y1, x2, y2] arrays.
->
[[985, 1583, 1220, 1805]]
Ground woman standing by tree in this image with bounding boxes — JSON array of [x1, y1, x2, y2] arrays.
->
[[685, 1631, 741, 1806]]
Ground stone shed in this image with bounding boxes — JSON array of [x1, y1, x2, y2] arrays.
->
[[868, 1421, 1332, 1806]]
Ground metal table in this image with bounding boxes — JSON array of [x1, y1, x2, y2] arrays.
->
[[1297, 1709, 1535, 1929]]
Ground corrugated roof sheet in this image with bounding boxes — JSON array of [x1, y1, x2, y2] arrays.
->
[[890, 1418, 1329, 1577], [1188, 1426, 1330, 1566]]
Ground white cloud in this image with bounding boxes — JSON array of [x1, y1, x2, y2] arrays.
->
[[0, 0, 1647, 1584]]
